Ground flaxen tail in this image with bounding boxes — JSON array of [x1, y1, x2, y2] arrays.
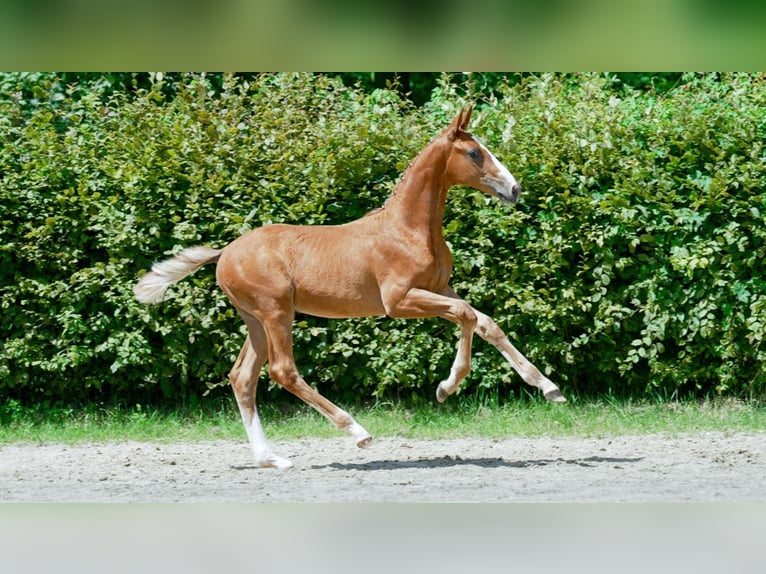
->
[[134, 246, 222, 304]]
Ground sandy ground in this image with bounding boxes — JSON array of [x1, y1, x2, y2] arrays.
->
[[1, 432, 763, 502]]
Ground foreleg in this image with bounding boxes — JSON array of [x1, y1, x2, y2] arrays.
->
[[440, 287, 566, 402], [384, 287, 478, 402], [473, 308, 566, 402]]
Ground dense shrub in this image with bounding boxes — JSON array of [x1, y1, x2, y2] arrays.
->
[[452, 73, 766, 398], [1, 72, 764, 405]]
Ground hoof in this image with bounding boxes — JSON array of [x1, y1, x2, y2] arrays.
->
[[544, 389, 567, 403], [348, 420, 372, 448], [436, 382, 451, 404], [255, 455, 294, 471], [356, 435, 373, 449]]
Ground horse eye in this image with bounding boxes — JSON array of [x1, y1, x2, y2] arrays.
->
[[467, 148, 480, 160]]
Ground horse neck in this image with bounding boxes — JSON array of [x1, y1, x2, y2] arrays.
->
[[382, 139, 451, 239]]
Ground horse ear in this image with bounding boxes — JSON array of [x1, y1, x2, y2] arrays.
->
[[460, 104, 473, 131], [447, 105, 473, 140]]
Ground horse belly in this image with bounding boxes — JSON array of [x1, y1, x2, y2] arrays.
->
[[293, 264, 386, 319], [295, 276, 385, 319]]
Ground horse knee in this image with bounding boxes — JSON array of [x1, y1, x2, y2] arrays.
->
[[453, 301, 477, 330], [475, 314, 504, 343]]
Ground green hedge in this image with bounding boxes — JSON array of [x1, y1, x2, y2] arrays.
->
[[1, 72, 765, 404]]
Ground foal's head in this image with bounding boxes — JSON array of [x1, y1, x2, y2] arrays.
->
[[443, 106, 521, 204]]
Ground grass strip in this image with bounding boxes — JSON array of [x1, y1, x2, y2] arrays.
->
[[1, 396, 764, 445]]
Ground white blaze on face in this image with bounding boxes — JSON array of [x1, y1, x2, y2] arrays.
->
[[473, 136, 520, 203]]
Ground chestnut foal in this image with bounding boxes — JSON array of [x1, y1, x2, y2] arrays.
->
[[135, 106, 566, 469]]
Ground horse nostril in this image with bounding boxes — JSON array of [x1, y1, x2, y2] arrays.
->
[[511, 183, 521, 198]]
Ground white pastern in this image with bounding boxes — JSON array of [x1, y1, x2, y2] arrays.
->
[[244, 416, 293, 470], [439, 365, 461, 396]]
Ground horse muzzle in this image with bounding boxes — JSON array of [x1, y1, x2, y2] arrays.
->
[[483, 177, 521, 204]]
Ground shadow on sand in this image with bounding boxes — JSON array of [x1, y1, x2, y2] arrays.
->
[[307, 454, 644, 472]]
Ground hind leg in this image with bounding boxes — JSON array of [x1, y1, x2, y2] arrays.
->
[[230, 317, 293, 470], [262, 309, 372, 448]]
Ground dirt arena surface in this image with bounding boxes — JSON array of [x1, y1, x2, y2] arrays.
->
[[2, 432, 764, 502]]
